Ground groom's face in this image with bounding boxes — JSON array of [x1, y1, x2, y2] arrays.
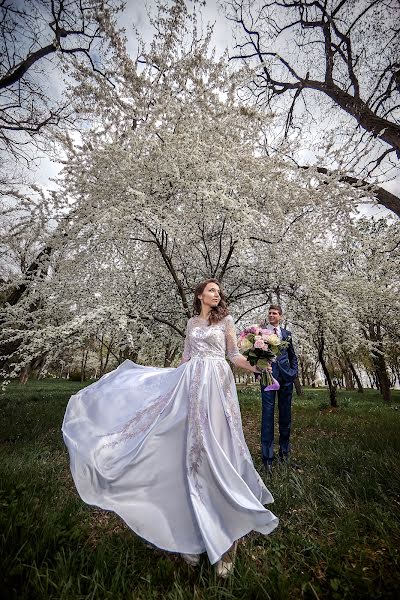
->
[[268, 309, 282, 326]]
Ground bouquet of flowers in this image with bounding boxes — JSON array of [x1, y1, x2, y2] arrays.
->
[[238, 325, 290, 391]]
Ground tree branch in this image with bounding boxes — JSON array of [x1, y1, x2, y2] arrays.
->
[[298, 165, 400, 217]]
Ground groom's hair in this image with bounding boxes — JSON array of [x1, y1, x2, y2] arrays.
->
[[269, 304, 282, 315]]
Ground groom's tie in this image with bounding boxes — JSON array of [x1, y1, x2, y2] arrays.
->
[[273, 327, 278, 335]]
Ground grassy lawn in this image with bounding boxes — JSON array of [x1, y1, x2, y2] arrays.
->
[[1, 380, 399, 599]]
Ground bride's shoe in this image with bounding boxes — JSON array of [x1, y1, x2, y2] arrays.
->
[[216, 559, 234, 578], [181, 553, 201, 566], [215, 541, 237, 578]]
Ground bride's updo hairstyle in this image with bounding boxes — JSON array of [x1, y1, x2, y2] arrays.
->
[[193, 278, 229, 324]]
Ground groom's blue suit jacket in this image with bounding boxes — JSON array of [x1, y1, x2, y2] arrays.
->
[[262, 325, 298, 383]]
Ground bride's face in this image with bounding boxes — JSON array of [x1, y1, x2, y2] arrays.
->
[[198, 283, 221, 309]]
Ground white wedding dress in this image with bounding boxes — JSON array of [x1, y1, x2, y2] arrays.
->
[[62, 314, 278, 564]]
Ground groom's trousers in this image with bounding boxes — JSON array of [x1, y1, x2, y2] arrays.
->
[[261, 379, 293, 465]]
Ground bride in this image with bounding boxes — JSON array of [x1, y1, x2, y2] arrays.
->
[[62, 278, 278, 577]]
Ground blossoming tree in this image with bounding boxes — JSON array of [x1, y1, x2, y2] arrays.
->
[[1, 0, 398, 399]]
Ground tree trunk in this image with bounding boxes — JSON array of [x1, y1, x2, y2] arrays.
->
[[100, 334, 114, 375], [18, 354, 47, 384], [299, 357, 307, 387], [99, 333, 104, 375], [19, 366, 30, 384], [311, 361, 319, 387], [164, 342, 178, 367], [347, 360, 364, 393], [81, 348, 89, 383], [373, 371, 380, 390], [103, 344, 112, 374], [317, 331, 337, 407], [341, 358, 354, 390], [374, 361, 391, 402], [294, 376, 302, 396], [369, 323, 391, 402], [366, 370, 375, 389]]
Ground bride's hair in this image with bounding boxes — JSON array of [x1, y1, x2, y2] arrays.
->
[[193, 278, 229, 324]]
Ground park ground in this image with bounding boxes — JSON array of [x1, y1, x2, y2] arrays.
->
[[1, 380, 399, 599]]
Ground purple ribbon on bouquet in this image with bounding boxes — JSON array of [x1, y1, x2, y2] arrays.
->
[[264, 377, 280, 391], [259, 369, 280, 391]]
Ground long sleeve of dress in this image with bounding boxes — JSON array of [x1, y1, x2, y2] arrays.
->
[[180, 320, 192, 365], [224, 315, 258, 372]]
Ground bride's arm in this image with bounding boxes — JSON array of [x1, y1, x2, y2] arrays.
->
[[225, 315, 260, 373], [179, 320, 192, 365]]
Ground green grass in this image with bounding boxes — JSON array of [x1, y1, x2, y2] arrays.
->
[[1, 380, 400, 599]]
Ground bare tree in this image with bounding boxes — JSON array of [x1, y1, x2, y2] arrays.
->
[[0, 0, 122, 161], [227, 0, 400, 215]]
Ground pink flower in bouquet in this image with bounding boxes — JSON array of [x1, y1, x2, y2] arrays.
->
[[248, 325, 261, 334], [254, 339, 264, 349]]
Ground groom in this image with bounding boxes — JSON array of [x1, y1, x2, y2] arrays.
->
[[260, 305, 298, 475]]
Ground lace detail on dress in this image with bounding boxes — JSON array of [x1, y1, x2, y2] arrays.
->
[[100, 392, 172, 449], [190, 319, 226, 359], [187, 359, 208, 498], [183, 315, 241, 361], [224, 315, 241, 362], [184, 313, 253, 495], [215, 361, 248, 458]]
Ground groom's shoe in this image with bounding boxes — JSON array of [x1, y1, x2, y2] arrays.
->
[[264, 462, 273, 477]]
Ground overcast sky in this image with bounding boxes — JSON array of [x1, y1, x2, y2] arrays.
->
[[30, 0, 398, 220]]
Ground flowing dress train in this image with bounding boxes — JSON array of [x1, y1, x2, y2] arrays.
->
[[61, 314, 278, 564]]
